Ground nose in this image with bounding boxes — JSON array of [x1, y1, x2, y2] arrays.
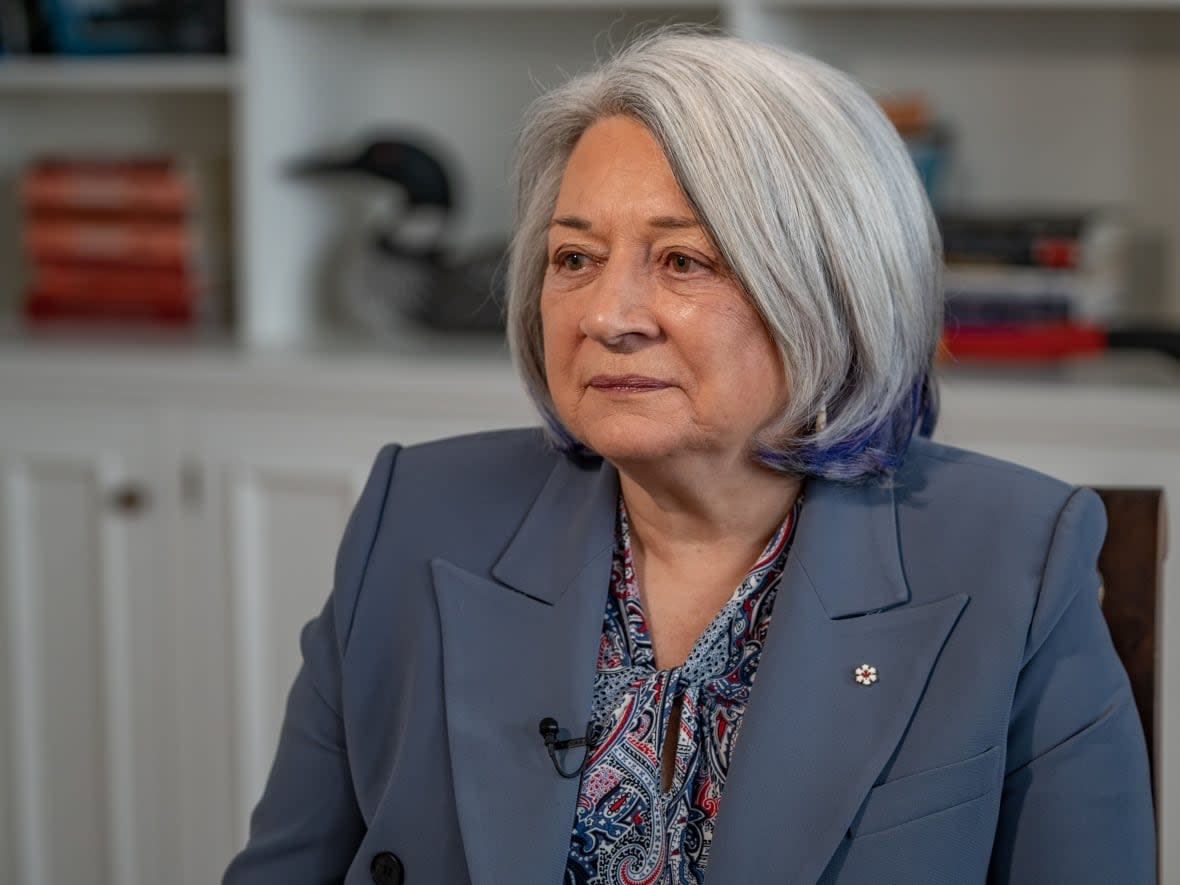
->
[[578, 254, 661, 348]]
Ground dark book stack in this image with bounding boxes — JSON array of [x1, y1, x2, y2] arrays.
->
[[20, 155, 226, 327], [938, 210, 1132, 360], [1, 1, 225, 56]]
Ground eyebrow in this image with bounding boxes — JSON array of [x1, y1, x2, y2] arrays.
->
[[549, 214, 701, 231], [550, 215, 592, 231]]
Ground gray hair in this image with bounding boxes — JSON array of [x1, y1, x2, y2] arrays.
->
[[506, 29, 942, 481]]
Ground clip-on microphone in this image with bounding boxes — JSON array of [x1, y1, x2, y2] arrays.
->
[[538, 717, 595, 779]]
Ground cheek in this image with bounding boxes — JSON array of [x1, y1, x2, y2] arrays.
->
[[539, 300, 576, 399], [541, 286, 583, 341], [723, 328, 788, 410]]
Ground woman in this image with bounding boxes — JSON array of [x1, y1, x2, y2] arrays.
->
[[224, 31, 1155, 885]]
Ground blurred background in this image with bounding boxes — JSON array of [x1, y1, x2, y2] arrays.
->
[[0, 2, 1177, 884]]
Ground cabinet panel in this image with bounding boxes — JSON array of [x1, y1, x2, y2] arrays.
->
[[224, 458, 364, 819], [170, 385, 537, 879], [0, 404, 168, 885], [172, 406, 510, 876]]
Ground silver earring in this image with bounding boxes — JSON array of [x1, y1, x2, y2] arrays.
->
[[815, 406, 828, 432]]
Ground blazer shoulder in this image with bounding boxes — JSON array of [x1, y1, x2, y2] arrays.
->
[[893, 437, 1105, 615], [901, 436, 1078, 517], [331, 428, 563, 643], [395, 426, 566, 501], [401, 425, 553, 466], [356, 425, 588, 587]]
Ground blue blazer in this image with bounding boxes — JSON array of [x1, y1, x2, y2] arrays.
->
[[224, 429, 1155, 884]]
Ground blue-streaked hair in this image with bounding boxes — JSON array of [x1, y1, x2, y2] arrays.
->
[[507, 29, 943, 481]]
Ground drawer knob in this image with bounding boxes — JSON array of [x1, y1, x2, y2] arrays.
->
[[109, 483, 150, 515]]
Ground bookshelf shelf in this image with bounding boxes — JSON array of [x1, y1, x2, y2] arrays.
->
[[262, 0, 713, 9], [768, 0, 1180, 7], [0, 56, 239, 93], [263, 0, 1180, 9]]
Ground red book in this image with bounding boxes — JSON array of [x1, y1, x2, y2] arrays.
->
[[31, 263, 198, 304], [21, 158, 191, 217], [23, 218, 194, 269], [23, 291, 195, 325], [941, 323, 1107, 360]]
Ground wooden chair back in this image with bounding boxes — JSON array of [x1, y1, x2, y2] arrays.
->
[[1090, 487, 1167, 796]]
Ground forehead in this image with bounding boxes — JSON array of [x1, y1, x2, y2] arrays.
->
[[553, 116, 696, 222]]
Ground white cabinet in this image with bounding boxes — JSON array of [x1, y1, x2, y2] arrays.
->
[[0, 401, 170, 885], [0, 340, 539, 885], [0, 340, 1176, 883], [165, 410, 393, 883]]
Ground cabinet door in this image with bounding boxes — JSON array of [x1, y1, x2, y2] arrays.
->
[[170, 403, 535, 882], [0, 401, 170, 885]]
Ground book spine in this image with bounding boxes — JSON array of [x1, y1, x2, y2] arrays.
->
[[24, 293, 195, 325], [943, 236, 1081, 269], [940, 322, 1107, 360], [22, 160, 191, 217], [30, 264, 198, 304], [945, 296, 1073, 328], [939, 213, 1094, 269], [23, 219, 195, 268]]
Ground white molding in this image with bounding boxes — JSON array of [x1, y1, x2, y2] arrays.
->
[[3, 462, 47, 885], [96, 456, 140, 885], [228, 463, 268, 837]]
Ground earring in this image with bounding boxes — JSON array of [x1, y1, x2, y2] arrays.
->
[[814, 406, 828, 432]]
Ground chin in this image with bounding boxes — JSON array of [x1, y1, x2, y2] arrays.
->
[[577, 426, 687, 465]]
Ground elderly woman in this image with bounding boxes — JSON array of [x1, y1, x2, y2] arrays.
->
[[224, 30, 1155, 885]]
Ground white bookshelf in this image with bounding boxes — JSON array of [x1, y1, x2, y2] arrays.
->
[[0, 57, 239, 93], [3, 0, 1180, 342]]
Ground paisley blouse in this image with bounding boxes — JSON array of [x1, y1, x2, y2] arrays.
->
[[564, 496, 800, 885]]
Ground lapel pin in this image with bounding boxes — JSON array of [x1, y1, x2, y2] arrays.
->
[[854, 664, 878, 686]]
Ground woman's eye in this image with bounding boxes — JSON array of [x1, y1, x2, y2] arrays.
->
[[667, 253, 703, 274], [556, 252, 588, 271]]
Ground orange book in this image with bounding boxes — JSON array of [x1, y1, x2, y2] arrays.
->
[[21, 159, 191, 217], [23, 218, 194, 268], [877, 95, 932, 137]]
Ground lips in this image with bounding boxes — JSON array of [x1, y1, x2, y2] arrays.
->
[[587, 374, 670, 392]]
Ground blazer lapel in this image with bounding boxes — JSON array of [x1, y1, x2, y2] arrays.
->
[[707, 478, 968, 885], [432, 454, 617, 885]]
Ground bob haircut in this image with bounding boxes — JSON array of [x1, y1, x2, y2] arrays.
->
[[506, 29, 942, 482]]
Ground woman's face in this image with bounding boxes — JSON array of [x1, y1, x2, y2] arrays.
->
[[540, 115, 789, 468]]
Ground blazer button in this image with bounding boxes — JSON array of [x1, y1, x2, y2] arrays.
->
[[370, 851, 404, 885]]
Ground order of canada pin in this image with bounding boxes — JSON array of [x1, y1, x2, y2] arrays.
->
[[854, 664, 878, 686]]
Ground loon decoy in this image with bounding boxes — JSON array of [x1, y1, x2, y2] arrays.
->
[[289, 134, 505, 332]]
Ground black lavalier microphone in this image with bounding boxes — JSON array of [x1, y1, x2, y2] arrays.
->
[[538, 717, 595, 779]]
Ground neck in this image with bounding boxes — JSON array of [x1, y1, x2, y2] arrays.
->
[[615, 451, 803, 564]]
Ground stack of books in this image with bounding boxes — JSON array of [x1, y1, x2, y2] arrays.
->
[[20, 156, 224, 327], [939, 209, 1132, 360]]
